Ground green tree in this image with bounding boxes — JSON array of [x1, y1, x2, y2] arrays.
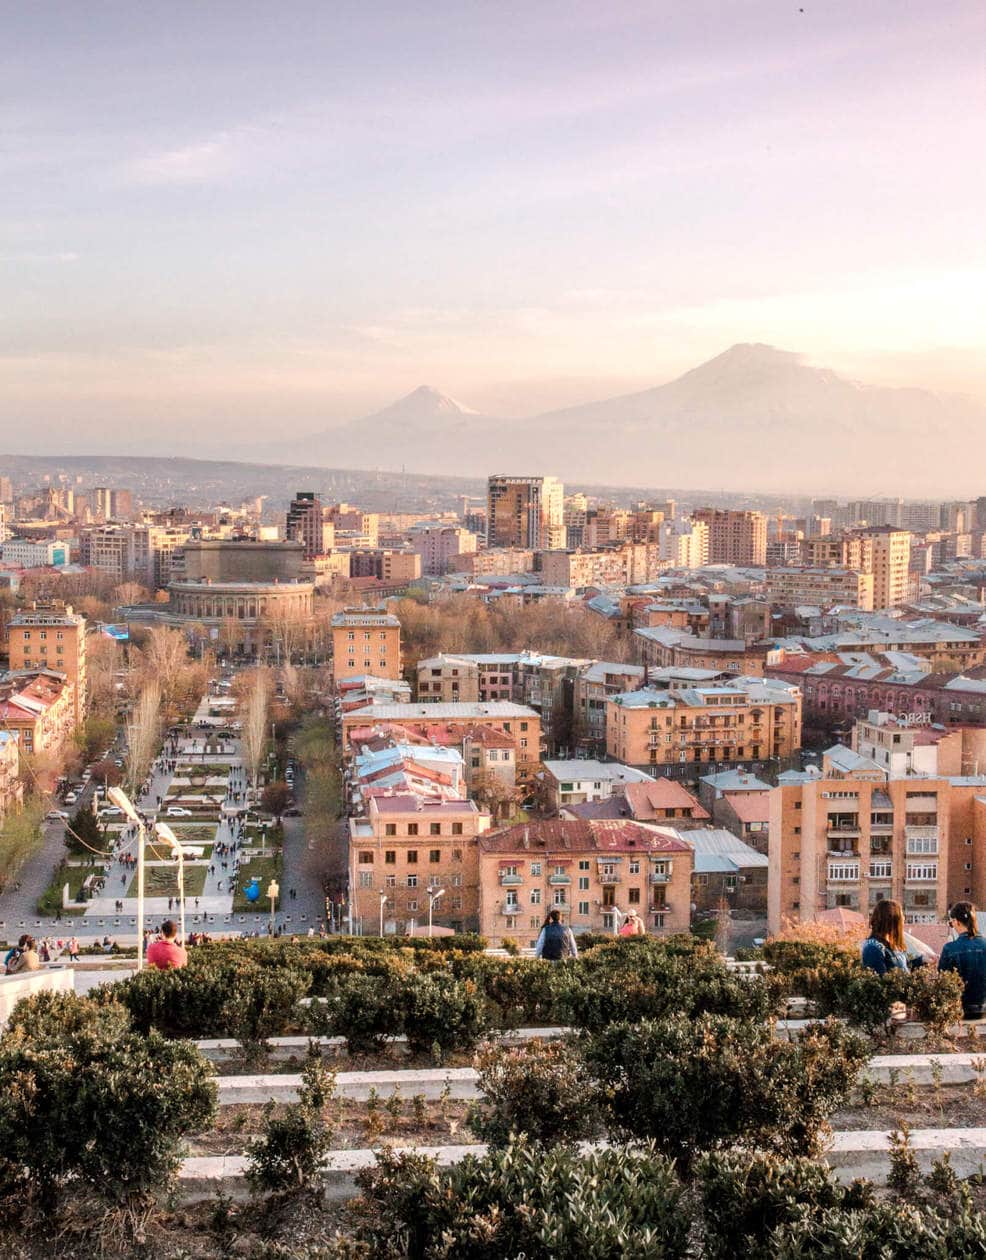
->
[[65, 801, 106, 856]]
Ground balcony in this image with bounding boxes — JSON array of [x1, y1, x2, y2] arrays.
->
[[869, 863, 893, 880], [548, 873, 571, 886], [500, 901, 521, 917], [650, 871, 671, 884], [905, 842, 939, 857], [550, 900, 571, 913], [827, 863, 861, 883], [905, 824, 938, 840], [827, 847, 859, 859], [826, 822, 860, 836], [499, 873, 524, 886], [904, 870, 938, 886], [599, 874, 620, 886]]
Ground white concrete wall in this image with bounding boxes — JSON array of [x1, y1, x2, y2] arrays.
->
[[0, 967, 74, 1027]]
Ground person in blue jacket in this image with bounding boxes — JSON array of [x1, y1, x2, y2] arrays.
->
[[939, 901, 986, 1019], [861, 899, 909, 976]]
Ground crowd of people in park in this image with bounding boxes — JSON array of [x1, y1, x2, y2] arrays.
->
[[3, 934, 82, 971]]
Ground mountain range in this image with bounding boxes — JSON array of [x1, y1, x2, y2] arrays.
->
[[265, 344, 986, 495]]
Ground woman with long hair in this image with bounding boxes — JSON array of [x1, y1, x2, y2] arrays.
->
[[939, 902, 986, 1019], [861, 899, 909, 975]]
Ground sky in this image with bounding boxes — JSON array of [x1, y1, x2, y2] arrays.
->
[[2, 0, 985, 455]]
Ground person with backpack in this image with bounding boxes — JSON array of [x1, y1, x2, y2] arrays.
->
[[939, 902, 986, 1019], [534, 910, 578, 962], [861, 899, 910, 976]]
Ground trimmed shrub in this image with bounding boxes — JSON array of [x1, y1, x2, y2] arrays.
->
[[0, 992, 216, 1212], [320, 973, 404, 1054], [399, 972, 489, 1056], [352, 1139, 690, 1259], [768, 1200, 986, 1259], [468, 1038, 603, 1147], [583, 1015, 868, 1165], [247, 1043, 336, 1197], [449, 954, 557, 1028], [904, 965, 964, 1042], [697, 1151, 873, 1260]]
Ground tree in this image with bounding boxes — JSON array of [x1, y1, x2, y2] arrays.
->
[[261, 781, 291, 822], [74, 715, 117, 765], [65, 801, 105, 855], [90, 758, 124, 789], [126, 680, 161, 794], [0, 802, 44, 892], [242, 669, 270, 791], [471, 771, 521, 824], [113, 581, 150, 607]]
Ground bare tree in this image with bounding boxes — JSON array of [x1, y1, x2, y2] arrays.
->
[[126, 680, 161, 795], [242, 669, 271, 792]]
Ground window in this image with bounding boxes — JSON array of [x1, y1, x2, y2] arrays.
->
[[429, 849, 441, 863], [449, 873, 462, 887], [407, 874, 417, 888], [628, 888, 641, 904], [520, 721, 528, 731], [452, 822, 463, 835], [906, 863, 938, 882], [553, 890, 566, 907], [578, 876, 589, 891], [407, 824, 418, 836], [407, 850, 418, 864], [385, 824, 397, 837], [530, 889, 541, 905], [553, 864, 567, 875], [358, 851, 374, 864], [452, 848, 462, 862], [407, 899, 418, 911], [530, 861, 541, 876], [385, 851, 396, 865], [358, 871, 373, 888], [386, 875, 396, 888], [694, 873, 709, 887], [578, 860, 590, 871], [578, 900, 590, 915], [629, 860, 640, 875], [430, 823, 441, 836]]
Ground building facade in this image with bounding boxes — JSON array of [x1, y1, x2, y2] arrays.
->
[[487, 475, 565, 550], [331, 608, 403, 683], [691, 508, 767, 566], [7, 601, 87, 723]]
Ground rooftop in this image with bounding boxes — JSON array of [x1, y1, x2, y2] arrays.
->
[[479, 818, 691, 855], [344, 701, 538, 721]]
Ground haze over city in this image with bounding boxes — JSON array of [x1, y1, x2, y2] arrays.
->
[[3, 0, 985, 487]]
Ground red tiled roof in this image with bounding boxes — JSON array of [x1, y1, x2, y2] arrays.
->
[[624, 779, 709, 819], [721, 791, 770, 823], [479, 818, 689, 855]]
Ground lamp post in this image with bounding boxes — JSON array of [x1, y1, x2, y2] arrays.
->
[[267, 878, 279, 935], [107, 786, 145, 971], [426, 886, 445, 939], [154, 821, 186, 946], [379, 890, 388, 937]]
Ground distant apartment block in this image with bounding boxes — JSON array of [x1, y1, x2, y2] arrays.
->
[[691, 508, 767, 566], [7, 601, 87, 723], [331, 607, 403, 683], [487, 475, 565, 550], [0, 538, 69, 568], [607, 677, 802, 775], [408, 525, 478, 576], [286, 490, 334, 559], [765, 566, 875, 611], [478, 818, 694, 945]]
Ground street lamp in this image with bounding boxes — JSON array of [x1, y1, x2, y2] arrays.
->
[[267, 878, 279, 935], [379, 890, 388, 937], [426, 886, 445, 939], [107, 786, 145, 971], [154, 821, 186, 946]]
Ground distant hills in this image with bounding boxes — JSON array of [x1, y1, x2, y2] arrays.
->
[[271, 344, 986, 495]]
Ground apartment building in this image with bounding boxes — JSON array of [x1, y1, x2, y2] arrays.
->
[[325, 504, 379, 547], [286, 491, 334, 559], [537, 549, 628, 589], [349, 794, 491, 934], [765, 566, 875, 611], [768, 772, 963, 930], [453, 547, 535, 576], [851, 710, 986, 778], [573, 660, 646, 752], [634, 627, 772, 676], [331, 607, 402, 683], [0, 538, 69, 568], [606, 677, 802, 775], [487, 475, 565, 550], [691, 508, 767, 566], [478, 818, 693, 945], [7, 601, 87, 723], [408, 526, 477, 576], [540, 759, 654, 811], [347, 549, 422, 586], [341, 701, 543, 787], [861, 527, 912, 609], [0, 731, 22, 820], [0, 670, 77, 754]]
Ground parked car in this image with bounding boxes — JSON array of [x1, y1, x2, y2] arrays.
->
[[64, 792, 78, 805], [100, 806, 123, 818], [45, 810, 69, 822], [166, 807, 193, 817]]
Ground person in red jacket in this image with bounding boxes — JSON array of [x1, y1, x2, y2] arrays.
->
[[146, 920, 188, 971]]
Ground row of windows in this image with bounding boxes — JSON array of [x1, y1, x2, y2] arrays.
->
[[360, 845, 464, 863], [380, 822, 465, 838], [359, 872, 459, 889], [18, 630, 66, 640]]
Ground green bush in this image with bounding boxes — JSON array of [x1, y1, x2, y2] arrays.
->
[[904, 966, 964, 1042], [583, 1015, 868, 1166], [0, 991, 215, 1212], [554, 939, 777, 1032], [449, 954, 557, 1028], [352, 1140, 690, 1259], [768, 1200, 986, 1258], [319, 973, 404, 1053], [247, 1043, 336, 1197], [399, 972, 489, 1056], [697, 1151, 872, 1260], [468, 1038, 603, 1148]]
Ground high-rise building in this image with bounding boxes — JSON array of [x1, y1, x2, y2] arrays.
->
[[691, 508, 767, 566], [0, 477, 12, 503], [286, 490, 331, 560], [91, 487, 134, 521], [487, 475, 565, 550], [855, 526, 911, 609], [7, 601, 87, 724], [847, 498, 903, 528]]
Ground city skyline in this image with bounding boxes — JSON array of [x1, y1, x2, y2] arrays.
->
[[2, 1, 985, 459]]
